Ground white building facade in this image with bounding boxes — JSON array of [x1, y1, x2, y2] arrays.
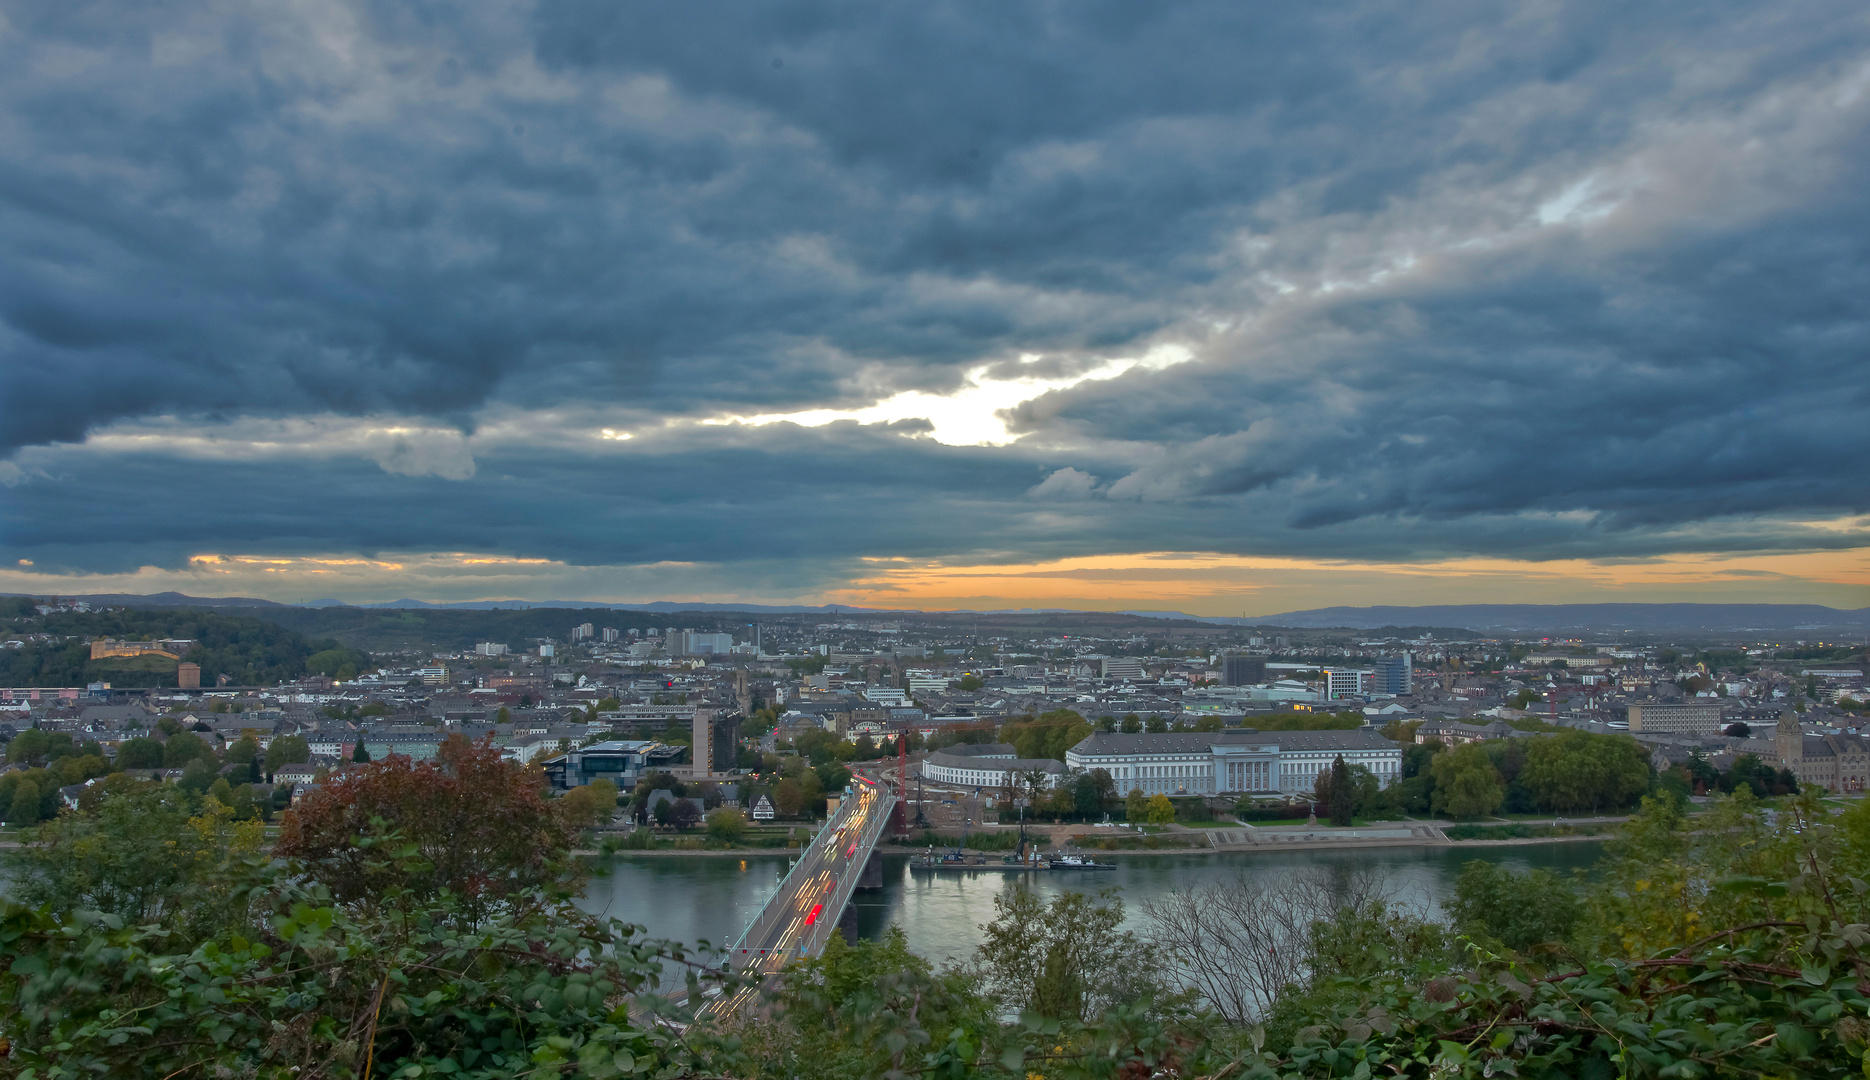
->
[[1320, 668, 1370, 700], [921, 743, 1068, 790], [1064, 729, 1403, 797]]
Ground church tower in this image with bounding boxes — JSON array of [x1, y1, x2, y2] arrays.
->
[[1774, 710, 1803, 775]]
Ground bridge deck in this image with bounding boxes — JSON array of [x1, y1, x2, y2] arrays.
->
[[700, 779, 898, 1017]]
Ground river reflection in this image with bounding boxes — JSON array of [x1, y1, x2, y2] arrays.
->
[[578, 842, 1605, 964]]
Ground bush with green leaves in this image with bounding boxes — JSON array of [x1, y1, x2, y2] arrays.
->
[[1446, 859, 1584, 953], [0, 861, 729, 1079], [12, 756, 1870, 1079]]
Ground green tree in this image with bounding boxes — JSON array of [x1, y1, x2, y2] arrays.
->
[[956, 673, 984, 691], [0, 846, 705, 1079], [223, 733, 261, 766], [1518, 730, 1651, 812], [1120, 714, 1143, 733], [1401, 739, 1443, 778], [1429, 742, 1504, 818], [1260, 898, 1463, 1050], [1124, 787, 1146, 822], [7, 778, 42, 824], [772, 777, 805, 818], [560, 779, 619, 827], [1327, 754, 1354, 826], [797, 768, 826, 815], [767, 927, 993, 1080], [1145, 793, 1176, 824], [162, 731, 213, 768], [706, 807, 747, 843], [1072, 769, 1113, 817], [351, 740, 371, 763], [177, 758, 218, 794], [7, 728, 52, 764], [264, 734, 311, 773], [975, 888, 1171, 1022], [116, 735, 165, 770], [1447, 859, 1582, 952], [1001, 708, 1090, 761], [1, 786, 263, 938]]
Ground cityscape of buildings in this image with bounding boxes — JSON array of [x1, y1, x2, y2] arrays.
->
[[6, 602, 1867, 814]]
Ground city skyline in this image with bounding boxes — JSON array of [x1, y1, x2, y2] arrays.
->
[[4, 4, 1868, 613]]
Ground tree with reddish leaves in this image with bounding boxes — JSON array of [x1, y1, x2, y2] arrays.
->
[[277, 734, 581, 920]]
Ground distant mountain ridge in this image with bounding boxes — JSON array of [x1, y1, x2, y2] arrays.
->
[[2, 591, 288, 609], [4, 592, 882, 615], [1245, 603, 1870, 632], [9, 593, 1867, 633]]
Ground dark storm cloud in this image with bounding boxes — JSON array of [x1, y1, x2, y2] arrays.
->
[[3, 0, 1869, 578], [1028, 196, 1870, 538]]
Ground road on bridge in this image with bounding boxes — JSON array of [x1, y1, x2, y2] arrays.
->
[[700, 776, 896, 1018]]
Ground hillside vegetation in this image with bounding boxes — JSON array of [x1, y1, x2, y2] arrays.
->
[[0, 601, 367, 687]]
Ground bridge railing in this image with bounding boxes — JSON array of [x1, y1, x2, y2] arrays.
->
[[724, 784, 898, 970], [799, 789, 897, 956], [725, 789, 858, 968]]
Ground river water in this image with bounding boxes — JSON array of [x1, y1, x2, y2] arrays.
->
[[578, 842, 1605, 964]]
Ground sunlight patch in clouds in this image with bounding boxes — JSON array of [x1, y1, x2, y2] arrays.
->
[[701, 344, 1194, 446]]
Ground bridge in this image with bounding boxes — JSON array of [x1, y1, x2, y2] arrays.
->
[[700, 775, 899, 1017]]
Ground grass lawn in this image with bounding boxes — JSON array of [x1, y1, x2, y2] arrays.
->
[[1484, 808, 1641, 821], [1444, 820, 1611, 840], [1087, 833, 1208, 851]]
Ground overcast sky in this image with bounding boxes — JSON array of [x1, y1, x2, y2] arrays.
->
[[3, 1, 1868, 614]]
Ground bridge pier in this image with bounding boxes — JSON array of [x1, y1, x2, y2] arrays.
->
[[836, 900, 860, 945], [855, 849, 884, 890]]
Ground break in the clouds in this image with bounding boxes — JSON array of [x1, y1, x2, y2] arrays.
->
[[3, 1, 1869, 606]]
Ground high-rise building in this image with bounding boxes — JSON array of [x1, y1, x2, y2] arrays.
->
[[672, 631, 735, 655], [690, 707, 741, 777], [1221, 656, 1267, 686], [177, 662, 201, 689], [601, 627, 619, 643], [1101, 657, 1145, 680], [1374, 654, 1412, 695], [1321, 668, 1367, 699], [572, 623, 594, 641]]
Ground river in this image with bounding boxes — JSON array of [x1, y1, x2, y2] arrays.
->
[[578, 842, 1606, 964]]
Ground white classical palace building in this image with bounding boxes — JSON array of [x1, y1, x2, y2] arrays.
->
[[1064, 729, 1403, 797], [920, 743, 1069, 790]]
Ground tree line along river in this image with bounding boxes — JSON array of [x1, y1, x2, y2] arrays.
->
[[578, 842, 1605, 963]]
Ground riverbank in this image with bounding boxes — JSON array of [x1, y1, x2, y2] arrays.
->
[[583, 827, 1624, 860]]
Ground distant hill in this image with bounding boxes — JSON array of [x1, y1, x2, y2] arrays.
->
[[1246, 603, 1870, 633], [347, 599, 880, 614], [2, 592, 873, 615], [1, 591, 286, 609], [12, 592, 1866, 639]]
